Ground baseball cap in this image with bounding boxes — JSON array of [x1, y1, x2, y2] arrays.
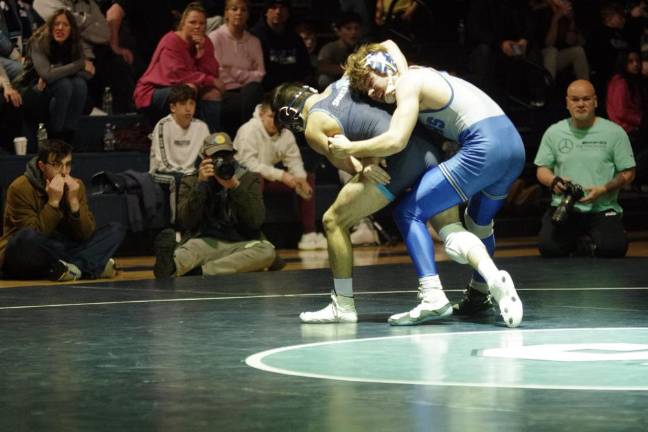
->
[[203, 132, 235, 156]]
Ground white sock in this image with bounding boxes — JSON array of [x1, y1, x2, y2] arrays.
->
[[333, 278, 353, 297], [418, 275, 448, 306], [467, 246, 499, 287]]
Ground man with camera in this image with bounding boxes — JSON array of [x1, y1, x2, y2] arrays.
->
[[153, 132, 277, 278], [534, 79, 636, 257]]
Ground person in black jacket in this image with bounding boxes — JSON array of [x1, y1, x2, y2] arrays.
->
[[250, 0, 313, 90]]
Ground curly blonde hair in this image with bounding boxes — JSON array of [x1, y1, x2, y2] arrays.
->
[[343, 43, 388, 91]]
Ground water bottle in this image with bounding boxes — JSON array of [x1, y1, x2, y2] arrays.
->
[[102, 86, 113, 115], [37, 123, 48, 147], [103, 123, 116, 151]]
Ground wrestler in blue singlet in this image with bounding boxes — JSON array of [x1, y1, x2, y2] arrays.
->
[[394, 68, 526, 281], [309, 77, 442, 200]]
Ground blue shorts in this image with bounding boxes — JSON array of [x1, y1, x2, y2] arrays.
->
[[439, 115, 525, 201]]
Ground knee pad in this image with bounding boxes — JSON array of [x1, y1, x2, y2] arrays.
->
[[439, 222, 485, 265], [464, 211, 494, 240]]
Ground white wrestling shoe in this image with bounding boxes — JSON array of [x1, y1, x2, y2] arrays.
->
[[388, 290, 453, 326], [300, 292, 358, 323], [489, 270, 523, 328]]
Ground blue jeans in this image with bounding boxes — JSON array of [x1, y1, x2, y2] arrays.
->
[[0, 56, 22, 80], [47, 75, 88, 133], [2, 223, 125, 279]]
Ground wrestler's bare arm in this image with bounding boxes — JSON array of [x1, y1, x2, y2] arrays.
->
[[379, 39, 408, 73], [305, 111, 362, 174]]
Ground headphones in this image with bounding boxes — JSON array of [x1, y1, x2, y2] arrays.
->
[[276, 85, 317, 133]]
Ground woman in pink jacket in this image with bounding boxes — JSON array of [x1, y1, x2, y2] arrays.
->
[[134, 2, 224, 132], [208, 0, 264, 135]]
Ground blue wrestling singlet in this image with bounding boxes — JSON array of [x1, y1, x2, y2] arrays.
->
[[308, 77, 442, 201], [394, 69, 526, 279]]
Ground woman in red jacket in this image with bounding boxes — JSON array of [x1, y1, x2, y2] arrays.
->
[[133, 2, 224, 132]]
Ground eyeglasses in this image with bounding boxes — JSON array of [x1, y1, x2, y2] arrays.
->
[[46, 161, 72, 170]]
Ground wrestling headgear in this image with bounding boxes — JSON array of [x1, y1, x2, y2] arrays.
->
[[272, 83, 318, 133], [363, 51, 398, 77]]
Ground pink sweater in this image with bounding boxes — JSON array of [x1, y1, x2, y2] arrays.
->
[[208, 25, 264, 91], [134, 32, 220, 109]]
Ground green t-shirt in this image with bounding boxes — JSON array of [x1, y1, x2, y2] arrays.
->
[[534, 117, 636, 213]]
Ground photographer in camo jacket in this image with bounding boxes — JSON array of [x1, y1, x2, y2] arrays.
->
[[534, 79, 635, 257], [153, 132, 276, 278]]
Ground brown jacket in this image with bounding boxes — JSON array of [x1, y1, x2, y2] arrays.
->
[[0, 157, 96, 270]]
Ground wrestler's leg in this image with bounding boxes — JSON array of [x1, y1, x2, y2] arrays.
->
[[300, 177, 390, 323]]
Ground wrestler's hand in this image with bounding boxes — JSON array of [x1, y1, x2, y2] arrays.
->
[[362, 159, 390, 185], [328, 134, 355, 158]]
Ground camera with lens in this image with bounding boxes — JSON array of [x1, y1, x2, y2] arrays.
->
[[551, 179, 584, 224], [202, 132, 241, 181], [212, 154, 238, 180]]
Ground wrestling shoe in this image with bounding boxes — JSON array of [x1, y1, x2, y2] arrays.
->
[[300, 292, 357, 323], [488, 270, 523, 328], [388, 290, 453, 326], [48, 260, 82, 282], [350, 220, 380, 246], [453, 286, 494, 316]]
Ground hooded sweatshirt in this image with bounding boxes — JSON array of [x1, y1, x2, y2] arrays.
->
[[0, 157, 95, 270], [233, 104, 307, 181]]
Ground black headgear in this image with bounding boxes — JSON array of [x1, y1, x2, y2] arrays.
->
[[275, 85, 317, 133]]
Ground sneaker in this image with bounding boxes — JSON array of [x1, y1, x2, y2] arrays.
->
[[98, 258, 117, 279], [154, 228, 177, 278], [453, 286, 494, 316], [488, 270, 523, 328], [350, 220, 380, 246], [48, 260, 82, 282], [387, 290, 452, 326], [300, 292, 358, 323], [298, 232, 327, 250]]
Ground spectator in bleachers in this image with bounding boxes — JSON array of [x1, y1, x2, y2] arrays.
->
[[0, 138, 125, 280], [534, 79, 635, 257], [233, 96, 327, 250], [149, 84, 210, 175], [339, 0, 372, 38], [586, 2, 633, 107], [34, 0, 135, 113], [134, 2, 224, 133], [374, 0, 418, 34], [250, 0, 313, 90], [0, 61, 23, 153], [530, 0, 589, 83], [105, 0, 176, 77], [14, 9, 91, 144], [1, 0, 25, 81], [295, 20, 318, 67], [607, 50, 643, 139], [208, 0, 264, 137], [465, 0, 545, 106], [153, 132, 276, 278], [317, 11, 361, 90]]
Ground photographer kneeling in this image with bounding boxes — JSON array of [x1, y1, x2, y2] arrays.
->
[[154, 132, 276, 278], [534, 79, 636, 258]]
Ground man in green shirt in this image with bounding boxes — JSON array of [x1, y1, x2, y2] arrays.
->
[[534, 79, 636, 257]]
